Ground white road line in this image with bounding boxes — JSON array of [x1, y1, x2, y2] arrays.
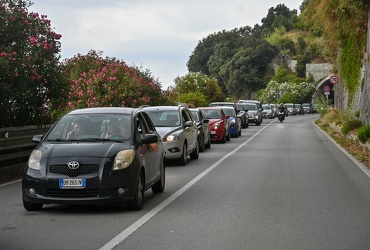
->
[[99, 122, 272, 250]]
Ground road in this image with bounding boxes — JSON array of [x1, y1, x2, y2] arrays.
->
[[2, 114, 370, 250]]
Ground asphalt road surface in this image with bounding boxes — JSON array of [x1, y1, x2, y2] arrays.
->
[[2, 114, 370, 250]]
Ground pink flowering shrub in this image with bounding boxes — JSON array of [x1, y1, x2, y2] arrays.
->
[[60, 50, 165, 115], [0, 0, 66, 127]]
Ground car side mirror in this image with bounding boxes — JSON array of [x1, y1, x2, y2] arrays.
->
[[203, 119, 209, 124], [225, 115, 230, 119], [32, 135, 43, 143], [184, 120, 194, 128], [142, 134, 158, 144]]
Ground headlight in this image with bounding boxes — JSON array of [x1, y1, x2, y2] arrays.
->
[[165, 134, 180, 142], [28, 150, 42, 170], [213, 122, 221, 129], [113, 149, 135, 170]]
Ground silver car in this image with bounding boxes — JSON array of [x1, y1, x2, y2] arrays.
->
[[243, 102, 263, 126], [285, 103, 296, 116], [261, 104, 276, 119], [143, 105, 199, 166]]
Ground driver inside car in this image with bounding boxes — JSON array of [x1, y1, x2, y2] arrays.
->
[[100, 120, 121, 138], [100, 120, 130, 139]]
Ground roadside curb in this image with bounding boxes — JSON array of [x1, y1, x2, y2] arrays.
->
[[313, 121, 370, 179]]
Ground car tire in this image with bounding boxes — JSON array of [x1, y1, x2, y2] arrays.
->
[[190, 141, 199, 159], [205, 133, 211, 149], [178, 143, 187, 165], [152, 158, 165, 193], [221, 130, 226, 143], [242, 120, 247, 128], [23, 198, 43, 211], [226, 130, 230, 141], [129, 170, 145, 210], [199, 134, 205, 152]]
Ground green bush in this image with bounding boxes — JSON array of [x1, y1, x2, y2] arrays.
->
[[357, 125, 370, 144], [354, 110, 360, 118], [342, 119, 362, 136]]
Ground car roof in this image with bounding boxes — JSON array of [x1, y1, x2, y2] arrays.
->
[[209, 102, 234, 104], [198, 107, 222, 110], [67, 107, 135, 115], [141, 105, 186, 111]]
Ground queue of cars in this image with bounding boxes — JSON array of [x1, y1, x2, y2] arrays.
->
[[22, 101, 316, 211]]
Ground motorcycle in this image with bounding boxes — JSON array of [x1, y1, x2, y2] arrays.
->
[[278, 111, 285, 122]]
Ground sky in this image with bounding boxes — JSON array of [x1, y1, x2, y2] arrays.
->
[[29, 0, 303, 89]]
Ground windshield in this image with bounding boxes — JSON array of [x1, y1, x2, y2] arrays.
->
[[201, 109, 221, 119], [146, 110, 180, 127], [220, 108, 235, 117], [243, 104, 257, 110], [285, 104, 293, 108], [190, 111, 200, 122], [45, 113, 132, 141], [262, 105, 271, 110]]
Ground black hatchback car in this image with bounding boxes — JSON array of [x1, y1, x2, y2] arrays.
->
[[22, 107, 165, 211]]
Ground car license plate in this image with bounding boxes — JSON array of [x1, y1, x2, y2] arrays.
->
[[211, 131, 217, 134], [59, 178, 86, 189]]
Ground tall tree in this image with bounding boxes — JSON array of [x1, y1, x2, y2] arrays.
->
[[0, 0, 65, 127], [174, 72, 223, 104], [220, 38, 279, 98], [261, 4, 298, 35]]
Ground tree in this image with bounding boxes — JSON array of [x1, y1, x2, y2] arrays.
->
[[187, 26, 257, 94], [261, 4, 298, 35], [60, 50, 165, 114], [174, 72, 223, 105], [0, 0, 65, 127], [220, 38, 279, 98]]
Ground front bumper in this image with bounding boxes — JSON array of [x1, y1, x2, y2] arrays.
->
[[210, 128, 225, 141], [163, 140, 184, 159], [22, 163, 139, 206]]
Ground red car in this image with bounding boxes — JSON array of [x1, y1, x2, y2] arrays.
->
[[198, 107, 230, 143]]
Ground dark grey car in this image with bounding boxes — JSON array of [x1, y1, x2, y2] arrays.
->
[[190, 108, 211, 152], [22, 107, 165, 211], [243, 102, 263, 126]]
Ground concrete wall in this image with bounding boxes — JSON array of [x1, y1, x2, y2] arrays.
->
[[306, 63, 334, 82]]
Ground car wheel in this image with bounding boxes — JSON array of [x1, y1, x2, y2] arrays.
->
[[178, 143, 187, 165], [190, 141, 199, 159], [242, 119, 247, 128], [221, 130, 226, 143], [226, 130, 230, 141], [152, 158, 165, 193], [199, 134, 205, 152], [129, 170, 145, 210], [23, 198, 43, 211], [205, 134, 211, 149]]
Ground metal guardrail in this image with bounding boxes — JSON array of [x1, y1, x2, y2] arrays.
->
[[0, 125, 50, 183]]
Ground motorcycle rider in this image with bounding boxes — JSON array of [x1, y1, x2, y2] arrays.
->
[[278, 103, 286, 115]]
